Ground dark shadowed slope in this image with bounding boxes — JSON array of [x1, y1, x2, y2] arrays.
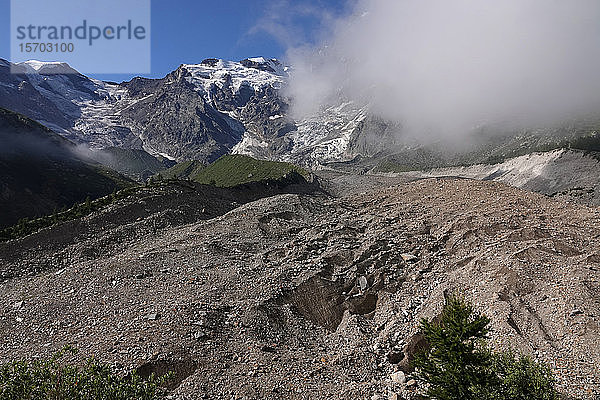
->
[[0, 108, 132, 228]]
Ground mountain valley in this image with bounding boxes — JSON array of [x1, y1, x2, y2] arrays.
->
[[2, 55, 600, 400]]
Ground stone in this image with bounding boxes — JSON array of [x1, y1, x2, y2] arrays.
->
[[406, 379, 416, 387], [147, 312, 160, 321], [260, 344, 276, 353], [387, 351, 404, 364], [358, 276, 368, 291], [391, 371, 406, 384], [419, 265, 432, 273], [401, 253, 418, 262]]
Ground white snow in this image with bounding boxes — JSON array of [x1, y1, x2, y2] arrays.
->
[[248, 57, 267, 63], [286, 101, 367, 163], [182, 59, 287, 96], [72, 82, 140, 148], [232, 133, 270, 155], [17, 60, 78, 75], [231, 95, 369, 167], [157, 152, 177, 161], [20, 60, 63, 71]]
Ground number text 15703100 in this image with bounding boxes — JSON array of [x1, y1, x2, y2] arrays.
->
[[18, 42, 74, 53]]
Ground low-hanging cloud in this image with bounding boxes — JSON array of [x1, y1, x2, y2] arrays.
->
[[250, 0, 341, 49], [284, 0, 600, 141]]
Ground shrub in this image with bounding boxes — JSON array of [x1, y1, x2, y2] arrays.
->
[[0, 347, 171, 400], [413, 295, 557, 400], [490, 351, 557, 400]]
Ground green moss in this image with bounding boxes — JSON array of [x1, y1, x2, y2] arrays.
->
[[161, 155, 309, 187]]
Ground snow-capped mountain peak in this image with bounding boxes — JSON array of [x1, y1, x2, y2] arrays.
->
[[241, 57, 287, 76], [181, 58, 287, 95], [17, 60, 80, 75], [0, 56, 364, 169]]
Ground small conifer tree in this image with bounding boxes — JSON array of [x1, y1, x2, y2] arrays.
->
[[413, 295, 496, 399], [413, 295, 557, 400]]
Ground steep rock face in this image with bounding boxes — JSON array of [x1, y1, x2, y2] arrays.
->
[[118, 67, 245, 162], [112, 58, 302, 163]]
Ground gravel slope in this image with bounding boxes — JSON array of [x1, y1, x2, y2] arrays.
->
[[1, 177, 599, 399]]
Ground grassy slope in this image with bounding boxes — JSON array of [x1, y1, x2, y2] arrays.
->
[[159, 155, 309, 187], [159, 160, 205, 180]]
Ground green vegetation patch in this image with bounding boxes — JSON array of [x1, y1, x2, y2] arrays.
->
[[414, 295, 557, 400], [0, 347, 171, 400], [160, 155, 310, 187], [158, 160, 205, 180]]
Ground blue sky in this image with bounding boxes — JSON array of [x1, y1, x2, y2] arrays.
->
[[0, 0, 350, 82]]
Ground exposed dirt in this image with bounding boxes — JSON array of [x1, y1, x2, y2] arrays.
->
[[1, 176, 599, 399]]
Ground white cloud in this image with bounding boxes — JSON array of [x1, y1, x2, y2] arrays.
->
[[284, 0, 600, 141]]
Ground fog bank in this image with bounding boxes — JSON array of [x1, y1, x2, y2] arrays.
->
[[285, 0, 600, 140]]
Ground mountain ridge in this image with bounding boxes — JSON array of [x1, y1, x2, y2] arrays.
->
[[0, 56, 364, 167]]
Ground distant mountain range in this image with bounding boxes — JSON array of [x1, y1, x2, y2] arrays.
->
[[2, 57, 600, 178], [0, 57, 381, 171]]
